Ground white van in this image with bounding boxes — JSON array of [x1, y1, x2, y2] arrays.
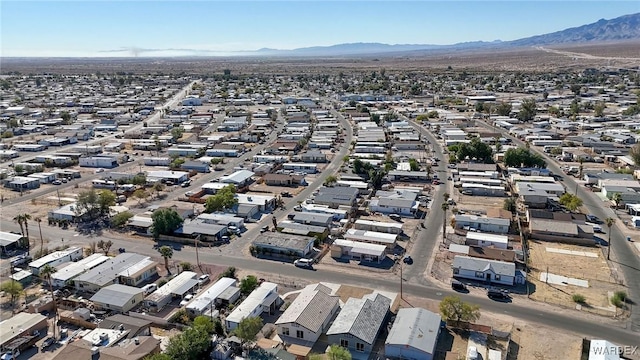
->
[[142, 284, 157, 295], [294, 258, 313, 269]]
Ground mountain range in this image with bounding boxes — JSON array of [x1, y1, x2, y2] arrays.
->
[[251, 13, 640, 57]]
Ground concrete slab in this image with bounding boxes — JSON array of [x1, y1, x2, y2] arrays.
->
[[546, 247, 598, 258], [539, 272, 589, 287]]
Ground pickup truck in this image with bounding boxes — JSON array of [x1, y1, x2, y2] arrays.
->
[[2, 335, 38, 359]]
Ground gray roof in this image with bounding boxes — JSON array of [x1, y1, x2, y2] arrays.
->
[[326, 293, 391, 345], [292, 212, 333, 225], [90, 284, 142, 307], [315, 186, 359, 205], [385, 308, 441, 354], [278, 222, 327, 235], [275, 284, 339, 333], [99, 314, 151, 339], [75, 253, 149, 287], [452, 255, 515, 277], [253, 233, 315, 251]]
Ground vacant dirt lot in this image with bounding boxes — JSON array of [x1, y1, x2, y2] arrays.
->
[[527, 240, 624, 316]]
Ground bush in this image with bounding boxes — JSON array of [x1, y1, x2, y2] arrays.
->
[[611, 296, 624, 308], [613, 291, 627, 302], [572, 294, 586, 304], [158, 279, 168, 287]]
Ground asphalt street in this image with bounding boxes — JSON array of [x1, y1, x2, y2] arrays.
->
[[474, 119, 640, 332]]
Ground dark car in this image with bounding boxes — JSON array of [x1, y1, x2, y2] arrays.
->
[[487, 288, 510, 300], [403, 256, 413, 264], [41, 337, 55, 350], [451, 280, 468, 292]]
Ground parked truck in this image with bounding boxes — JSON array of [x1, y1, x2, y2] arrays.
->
[[1, 336, 38, 359]]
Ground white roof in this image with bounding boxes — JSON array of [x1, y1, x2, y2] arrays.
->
[[146, 271, 198, 303], [354, 219, 403, 230], [187, 277, 236, 312], [226, 282, 278, 325], [29, 247, 81, 269], [334, 239, 387, 256], [344, 229, 397, 244], [0, 231, 22, 247], [220, 170, 254, 184], [466, 232, 508, 244], [51, 254, 110, 282], [0, 313, 47, 347]]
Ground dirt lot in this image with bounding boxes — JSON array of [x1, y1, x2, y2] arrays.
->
[[454, 194, 505, 214], [527, 240, 624, 316]]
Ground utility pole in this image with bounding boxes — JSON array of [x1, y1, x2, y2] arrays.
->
[[399, 260, 403, 300], [195, 234, 202, 273]]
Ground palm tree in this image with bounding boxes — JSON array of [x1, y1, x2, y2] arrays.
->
[[12, 214, 25, 237], [35, 217, 44, 255], [443, 192, 450, 203], [611, 193, 622, 209], [13, 214, 31, 255], [605, 217, 615, 260], [39, 264, 58, 339], [158, 246, 174, 275], [441, 202, 450, 244]]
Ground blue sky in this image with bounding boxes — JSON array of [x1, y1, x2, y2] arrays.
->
[[2, 1, 638, 57]]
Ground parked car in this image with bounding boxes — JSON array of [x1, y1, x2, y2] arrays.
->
[[451, 280, 468, 292], [461, 190, 473, 195], [180, 294, 194, 307], [41, 337, 55, 350], [52, 180, 62, 185], [142, 283, 157, 295], [281, 191, 292, 197], [181, 180, 191, 188], [198, 274, 210, 286], [294, 258, 313, 269], [389, 214, 402, 222], [402, 256, 413, 264], [468, 346, 478, 360], [487, 288, 510, 300], [1, 350, 19, 360], [260, 226, 270, 233]]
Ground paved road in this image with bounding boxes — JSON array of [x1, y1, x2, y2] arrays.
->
[[4, 218, 637, 347], [475, 118, 640, 332]]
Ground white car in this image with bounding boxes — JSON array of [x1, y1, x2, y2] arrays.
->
[[294, 258, 313, 269], [1, 350, 20, 360], [198, 274, 210, 286], [180, 294, 194, 306], [467, 346, 478, 360]]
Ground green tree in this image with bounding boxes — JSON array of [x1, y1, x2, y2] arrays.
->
[[133, 189, 149, 204], [326, 345, 352, 360], [97, 190, 116, 215], [143, 354, 172, 360], [240, 275, 259, 294], [495, 102, 512, 116], [77, 189, 115, 219], [193, 315, 215, 334], [559, 193, 583, 211], [158, 246, 174, 274], [503, 147, 546, 168], [219, 266, 237, 279], [97, 239, 113, 255], [13, 213, 31, 254], [13, 164, 24, 174], [408, 158, 420, 171], [503, 198, 517, 213], [517, 98, 537, 122], [324, 175, 338, 186], [111, 211, 134, 228], [439, 295, 481, 322], [165, 326, 211, 360], [451, 137, 493, 163], [594, 102, 606, 117], [611, 193, 623, 209], [0, 280, 23, 308], [180, 261, 193, 271], [204, 185, 238, 213], [171, 127, 185, 141], [131, 173, 147, 185], [39, 264, 57, 325], [153, 182, 165, 198], [151, 208, 184, 239], [234, 316, 263, 345], [629, 143, 640, 166], [605, 217, 615, 260], [60, 111, 72, 124]]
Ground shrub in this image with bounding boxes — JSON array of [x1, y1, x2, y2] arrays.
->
[[613, 291, 627, 302], [611, 296, 624, 308], [572, 294, 586, 304]]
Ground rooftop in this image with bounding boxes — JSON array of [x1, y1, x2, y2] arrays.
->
[[385, 308, 442, 354], [90, 284, 143, 307]]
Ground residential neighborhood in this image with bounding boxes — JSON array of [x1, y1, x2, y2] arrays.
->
[[1, 10, 640, 359]]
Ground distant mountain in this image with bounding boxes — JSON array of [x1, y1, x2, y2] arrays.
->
[[250, 13, 640, 57], [507, 13, 640, 46]]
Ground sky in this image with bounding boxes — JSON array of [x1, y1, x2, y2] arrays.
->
[[1, 1, 639, 57]]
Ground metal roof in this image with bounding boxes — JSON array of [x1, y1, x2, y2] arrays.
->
[[90, 284, 143, 308], [0, 231, 23, 247], [326, 293, 391, 345], [385, 308, 441, 355], [275, 284, 339, 333], [452, 255, 515, 277], [75, 253, 149, 287]]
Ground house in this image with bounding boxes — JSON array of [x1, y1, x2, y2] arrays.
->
[[252, 232, 315, 258], [314, 186, 359, 208], [385, 308, 442, 360], [186, 277, 237, 316], [454, 214, 510, 234], [300, 150, 327, 163], [290, 212, 333, 228], [277, 222, 329, 239], [234, 193, 276, 219], [452, 255, 523, 286], [79, 155, 119, 168], [181, 160, 210, 173], [275, 283, 340, 347], [6, 176, 41, 191], [353, 219, 403, 234], [529, 217, 595, 245], [29, 247, 83, 275], [74, 253, 155, 293], [331, 239, 387, 263], [465, 232, 508, 250], [51, 254, 110, 288], [99, 314, 152, 339], [220, 170, 255, 186], [282, 163, 318, 174], [225, 282, 281, 331], [326, 293, 391, 358], [146, 170, 189, 184], [90, 284, 145, 313], [369, 196, 418, 217], [0, 312, 48, 349], [343, 229, 397, 249], [0, 231, 25, 256], [144, 271, 198, 311], [514, 182, 565, 196], [51, 335, 160, 360], [262, 173, 306, 187]]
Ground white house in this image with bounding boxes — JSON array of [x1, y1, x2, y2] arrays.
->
[[454, 214, 510, 234], [465, 232, 508, 250], [452, 255, 523, 286], [224, 282, 281, 331], [385, 308, 442, 360], [29, 247, 83, 275], [275, 283, 340, 347]]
